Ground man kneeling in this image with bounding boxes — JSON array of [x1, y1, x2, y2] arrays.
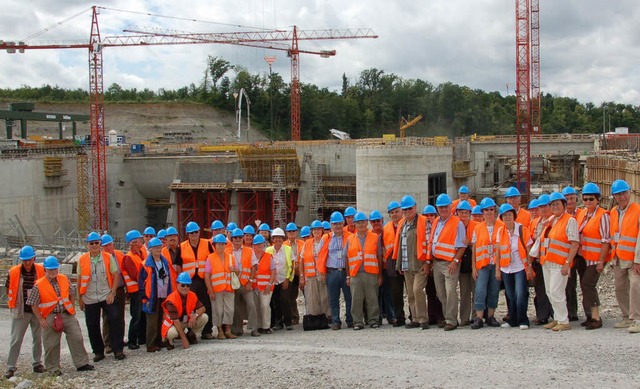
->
[[161, 272, 208, 350]]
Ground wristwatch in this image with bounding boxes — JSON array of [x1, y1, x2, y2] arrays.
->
[[453, 258, 460, 263]]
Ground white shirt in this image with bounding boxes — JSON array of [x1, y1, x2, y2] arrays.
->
[[271, 246, 288, 285]]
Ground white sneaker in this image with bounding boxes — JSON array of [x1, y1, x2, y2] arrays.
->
[[501, 323, 511, 328], [628, 321, 640, 334], [519, 325, 529, 330]]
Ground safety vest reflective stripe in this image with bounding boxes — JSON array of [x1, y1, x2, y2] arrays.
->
[[123, 251, 144, 293], [35, 275, 75, 318], [182, 262, 196, 277], [610, 203, 640, 261], [346, 232, 379, 276], [429, 215, 461, 262], [206, 252, 232, 293], [180, 239, 210, 277], [7, 264, 44, 309], [79, 252, 114, 295], [254, 251, 273, 292], [301, 239, 319, 278], [210, 278, 226, 287], [256, 274, 270, 288], [38, 300, 58, 309], [161, 290, 198, 338], [542, 213, 573, 266]]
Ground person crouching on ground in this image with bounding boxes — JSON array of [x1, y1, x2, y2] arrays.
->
[[161, 272, 207, 350]]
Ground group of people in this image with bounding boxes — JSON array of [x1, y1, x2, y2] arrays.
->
[[4, 179, 640, 378]]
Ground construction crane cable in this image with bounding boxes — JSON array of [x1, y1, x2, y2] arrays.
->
[[21, 7, 93, 42]]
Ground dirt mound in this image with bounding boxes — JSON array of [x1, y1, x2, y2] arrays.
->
[[12, 102, 269, 144]]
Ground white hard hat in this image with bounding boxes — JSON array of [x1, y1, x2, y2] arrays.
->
[[271, 227, 285, 237]]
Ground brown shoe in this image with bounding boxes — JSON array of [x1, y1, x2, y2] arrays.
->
[[585, 319, 602, 330], [443, 323, 457, 331], [224, 331, 238, 339], [201, 333, 214, 340], [217, 331, 226, 340], [552, 323, 572, 331], [146, 346, 161, 353], [4, 370, 15, 379], [186, 331, 198, 345], [543, 320, 558, 330], [33, 364, 45, 373]]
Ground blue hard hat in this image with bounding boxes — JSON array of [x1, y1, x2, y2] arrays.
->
[[157, 229, 167, 239], [537, 194, 551, 206], [19, 245, 36, 261], [185, 222, 200, 234], [561, 186, 577, 196], [499, 203, 516, 216], [212, 234, 227, 244], [100, 234, 114, 246], [231, 228, 244, 238], [456, 200, 472, 212], [353, 212, 368, 222], [147, 237, 162, 248], [86, 231, 101, 242], [322, 221, 331, 230], [252, 234, 266, 245], [387, 201, 401, 212], [582, 182, 601, 196], [177, 272, 192, 285], [471, 205, 483, 215], [125, 230, 143, 244], [285, 222, 298, 232], [330, 211, 345, 223], [612, 179, 630, 195], [300, 226, 311, 238], [435, 194, 452, 207], [226, 222, 238, 232], [458, 185, 470, 194], [310, 220, 323, 229], [422, 205, 437, 215], [210, 220, 225, 230], [369, 210, 383, 221], [401, 195, 417, 210], [258, 223, 270, 232], [143, 227, 156, 236], [528, 199, 539, 210], [505, 187, 521, 198], [344, 206, 357, 217], [480, 197, 497, 210], [43, 256, 59, 270], [165, 227, 178, 236], [549, 192, 567, 203], [243, 225, 256, 235]]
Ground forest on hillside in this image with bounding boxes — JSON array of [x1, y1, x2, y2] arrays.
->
[[1, 56, 638, 140]]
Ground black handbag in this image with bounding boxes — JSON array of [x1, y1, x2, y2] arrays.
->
[[303, 314, 329, 331], [460, 246, 472, 273]]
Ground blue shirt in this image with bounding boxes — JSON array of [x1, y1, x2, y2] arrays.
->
[[431, 216, 467, 257], [327, 234, 345, 269]]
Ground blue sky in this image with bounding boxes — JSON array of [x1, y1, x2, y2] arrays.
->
[[0, 0, 638, 105]]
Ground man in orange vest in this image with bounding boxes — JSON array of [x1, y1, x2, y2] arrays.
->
[[325, 211, 353, 330], [346, 212, 383, 329], [428, 194, 467, 331], [77, 232, 125, 362], [505, 187, 531, 227], [451, 186, 477, 212], [370, 210, 395, 326], [284, 223, 303, 325], [162, 226, 181, 273], [228, 227, 259, 335], [121, 229, 147, 349], [27, 256, 94, 376], [609, 179, 640, 333], [100, 234, 126, 355], [384, 201, 406, 326], [4, 245, 45, 379], [176, 222, 215, 339], [161, 272, 207, 350]]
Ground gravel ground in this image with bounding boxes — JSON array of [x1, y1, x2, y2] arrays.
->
[[1, 267, 638, 388]]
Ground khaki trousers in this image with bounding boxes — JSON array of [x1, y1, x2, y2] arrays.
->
[[7, 312, 42, 371], [212, 292, 235, 327], [458, 272, 474, 324], [254, 290, 273, 329], [404, 270, 428, 324], [42, 312, 90, 371], [166, 314, 208, 342], [231, 287, 257, 334], [303, 277, 330, 316], [433, 259, 460, 325], [613, 260, 640, 320], [350, 272, 380, 326]]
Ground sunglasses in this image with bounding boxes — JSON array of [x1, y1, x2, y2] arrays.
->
[[179, 284, 190, 288], [88, 241, 101, 246], [582, 197, 596, 201]]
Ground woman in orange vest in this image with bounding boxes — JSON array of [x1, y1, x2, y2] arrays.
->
[[540, 192, 579, 332], [298, 220, 330, 319], [471, 197, 504, 329], [575, 183, 610, 330], [253, 235, 276, 335], [204, 234, 236, 339], [455, 201, 477, 326], [496, 204, 533, 329]]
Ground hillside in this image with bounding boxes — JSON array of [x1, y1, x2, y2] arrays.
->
[[7, 102, 270, 144]]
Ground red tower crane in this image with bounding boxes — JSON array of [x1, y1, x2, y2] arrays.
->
[[515, 0, 540, 200], [0, 6, 377, 231]]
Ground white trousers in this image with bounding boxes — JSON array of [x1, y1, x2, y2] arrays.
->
[[543, 261, 569, 324]]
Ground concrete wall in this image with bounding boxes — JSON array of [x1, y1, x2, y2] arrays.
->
[[107, 152, 148, 237], [356, 145, 453, 216]]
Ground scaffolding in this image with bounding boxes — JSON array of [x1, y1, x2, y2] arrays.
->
[[237, 146, 300, 185], [322, 176, 356, 211], [586, 153, 640, 207], [304, 152, 324, 222], [76, 152, 91, 234], [272, 163, 286, 228]]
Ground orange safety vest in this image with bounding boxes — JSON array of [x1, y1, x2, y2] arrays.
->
[[465, 220, 478, 243], [78, 252, 115, 296], [610, 202, 640, 262], [343, 224, 356, 234], [427, 215, 461, 262], [497, 224, 532, 269], [515, 208, 531, 228], [347, 231, 380, 276], [300, 237, 325, 278], [225, 246, 254, 286], [317, 232, 350, 272], [529, 217, 540, 238], [180, 239, 210, 278], [142, 256, 177, 304], [541, 213, 573, 266], [254, 251, 274, 292], [7, 264, 44, 309], [122, 249, 145, 293], [161, 246, 177, 267], [206, 251, 233, 293], [473, 220, 504, 270], [576, 207, 609, 262], [161, 290, 198, 339], [35, 275, 75, 318], [392, 215, 428, 261], [382, 221, 397, 260]]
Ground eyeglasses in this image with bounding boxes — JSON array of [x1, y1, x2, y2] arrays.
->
[[370, 219, 382, 223], [188, 231, 199, 235], [88, 241, 101, 246], [179, 284, 190, 288], [582, 197, 596, 202], [231, 236, 243, 240]]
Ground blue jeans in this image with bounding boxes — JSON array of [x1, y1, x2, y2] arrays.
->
[[474, 265, 500, 311], [326, 268, 352, 326], [378, 271, 396, 323], [502, 269, 530, 326]]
